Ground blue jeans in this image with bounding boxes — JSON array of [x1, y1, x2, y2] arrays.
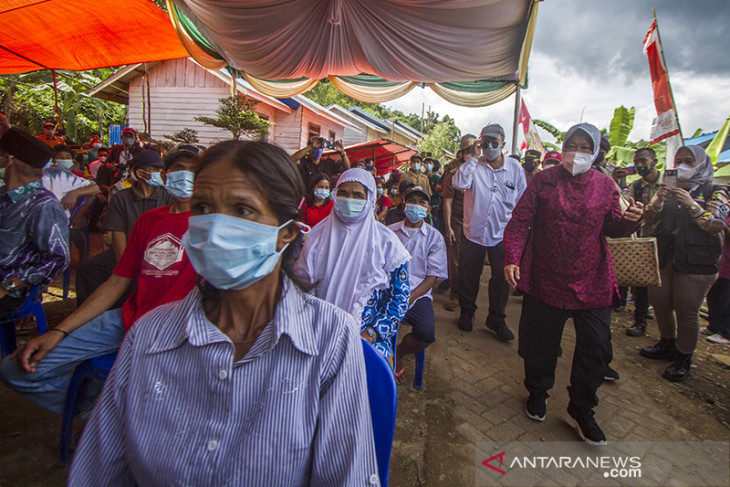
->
[[0, 308, 125, 415]]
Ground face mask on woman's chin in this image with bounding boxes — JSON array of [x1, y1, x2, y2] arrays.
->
[[562, 151, 593, 176]]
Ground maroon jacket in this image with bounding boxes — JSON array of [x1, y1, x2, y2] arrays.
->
[[504, 166, 641, 310]]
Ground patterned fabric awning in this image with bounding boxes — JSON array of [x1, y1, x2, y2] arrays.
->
[[167, 0, 540, 107]]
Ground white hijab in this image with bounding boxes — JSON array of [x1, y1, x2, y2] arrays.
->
[[294, 168, 410, 320]]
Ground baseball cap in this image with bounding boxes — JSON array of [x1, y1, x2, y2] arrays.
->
[[121, 127, 138, 137], [402, 185, 431, 203], [480, 124, 505, 141], [130, 150, 163, 168], [1, 128, 54, 168], [544, 150, 562, 163], [164, 145, 201, 170], [43, 122, 55, 129]]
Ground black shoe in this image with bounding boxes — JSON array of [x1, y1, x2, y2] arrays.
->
[[438, 279, 450, 290], [663, 353, 692, 382], [563, 405, 607, 446], [603, 366, 620, 381], [457, 314, 473, 331], [487, 323, 515, 342], [646, 312, 655, 320], [626, 322, 646, 337], [639, 338, 677, 361], [612, 305, 625, 312], [525, 392, 548, 422]]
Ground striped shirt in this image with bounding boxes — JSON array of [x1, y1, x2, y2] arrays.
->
[[69, 278, 380, 487]]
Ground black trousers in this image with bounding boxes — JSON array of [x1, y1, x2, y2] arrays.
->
[[707, 278, 730, 339], [518, 294, 612, 410], [457, 236, 509, 325], [633, 286, 650, 325]]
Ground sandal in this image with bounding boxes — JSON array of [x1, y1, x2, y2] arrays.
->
[[394, 367, 407, 385]]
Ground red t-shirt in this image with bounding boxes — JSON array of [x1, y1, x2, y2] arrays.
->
[[302, 199, 334, 228], [113, 205, 197, 331]]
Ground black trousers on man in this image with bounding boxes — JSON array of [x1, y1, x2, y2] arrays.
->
[[75, 249, 133, 308], [457, 235, 509, 326], [518, 294, 612, 410]]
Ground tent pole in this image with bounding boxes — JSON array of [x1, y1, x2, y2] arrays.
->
[[511, 83, 521, 155], [52, 69, 62, 129], [145, 63, 152, 138]]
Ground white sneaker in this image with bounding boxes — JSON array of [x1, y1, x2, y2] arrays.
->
[[706, 334, 730, 345], [700, 326, 714, 336]]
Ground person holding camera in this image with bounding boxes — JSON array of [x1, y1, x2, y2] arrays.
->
[[640, 145, 729, 382], [290, 137, 350, 188]]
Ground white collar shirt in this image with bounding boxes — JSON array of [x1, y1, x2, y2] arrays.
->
[[452, 155, 527, 247], [388, 220, 448, 304]]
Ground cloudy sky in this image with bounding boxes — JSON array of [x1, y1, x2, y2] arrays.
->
[[383, 0, 730, 148]]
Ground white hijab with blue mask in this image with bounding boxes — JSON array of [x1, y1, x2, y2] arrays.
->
[[294, 168, 410, 320]]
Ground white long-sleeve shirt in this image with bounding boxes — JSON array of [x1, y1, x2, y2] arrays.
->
[[452, 155, 526, 247]]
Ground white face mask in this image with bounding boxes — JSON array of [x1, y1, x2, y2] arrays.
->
[[677, 164, 697, 181], [562, 151, 593, 176]]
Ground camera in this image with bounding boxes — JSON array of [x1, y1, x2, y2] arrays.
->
[[320, 138, 336, 150]]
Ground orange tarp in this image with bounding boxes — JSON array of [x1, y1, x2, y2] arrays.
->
[[0, 0, 188, 74]]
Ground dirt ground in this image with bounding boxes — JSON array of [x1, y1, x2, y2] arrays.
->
[[1, 242, 729, 486]]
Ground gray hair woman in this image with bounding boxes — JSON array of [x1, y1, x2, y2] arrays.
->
[[69, 141, 378, 486]]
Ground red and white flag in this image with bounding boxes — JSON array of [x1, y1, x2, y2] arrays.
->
[[643, 20, 682, 163], [518, 100, 545, 156]]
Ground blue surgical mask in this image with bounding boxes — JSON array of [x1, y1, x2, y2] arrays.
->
[[165, 170, 194, 200], [335, 196, 367, 217], [404, 203, 428, 223], [182, 213, 292, 290], [311, 148, 323, 160], [377, 188, 384, 196], [313, 188, 330, 200], [413, 163, 421, 172], [56, 159, 74, 170], [426, 163, 433, 171], [142, 170, 164, 187]]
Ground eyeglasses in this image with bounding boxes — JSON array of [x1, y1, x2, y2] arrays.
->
[[480, 140, 501, 149]]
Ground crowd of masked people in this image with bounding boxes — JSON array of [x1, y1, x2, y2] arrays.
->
[[0, 110, 728, 484]]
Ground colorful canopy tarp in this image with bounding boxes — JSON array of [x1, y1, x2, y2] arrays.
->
[[685, 130, 730, 165], [324, 139, 417, 176], [167, 0, 540, 107], [0, 0, 188, 74]]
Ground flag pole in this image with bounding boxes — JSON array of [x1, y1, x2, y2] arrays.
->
[[511, 83, 521, 155], [652, 6, 683, 142]]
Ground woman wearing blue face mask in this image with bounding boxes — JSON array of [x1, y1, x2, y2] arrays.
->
[[69, 141, 379, 486], [375, 179, 391, 222], [301, 173, 333, 228], [295, 168, 411, 360]]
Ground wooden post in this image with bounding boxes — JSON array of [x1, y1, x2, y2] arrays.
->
[[511, 83, 521, 155], [145, 63, 152, 137], [52, 69, 62, 128]]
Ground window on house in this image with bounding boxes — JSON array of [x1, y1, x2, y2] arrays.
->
[[328, 130, 336, 142], [308, 123, 321, 141]]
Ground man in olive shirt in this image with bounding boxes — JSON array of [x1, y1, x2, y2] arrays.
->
[[442, 135, 477, 311], [613, 147, 662, 337], [76, 151, 171, 306], [403, 155, 431, 196]]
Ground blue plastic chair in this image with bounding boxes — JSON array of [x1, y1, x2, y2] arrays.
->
[[62, 196, 90, 299], [0, 285, 48, 358], [361, 338, 397, 487], [57, 352, 117, 467]]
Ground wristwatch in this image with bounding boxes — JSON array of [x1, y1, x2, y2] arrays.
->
[[364, 326, 377, 342], [1, 278, 18, 293]]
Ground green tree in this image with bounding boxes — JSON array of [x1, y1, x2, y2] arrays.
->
[[1, 69, 127, 144], [165, 128, 200, 144], [195, 96, 273, 140], [418, 121, 459, 159]]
